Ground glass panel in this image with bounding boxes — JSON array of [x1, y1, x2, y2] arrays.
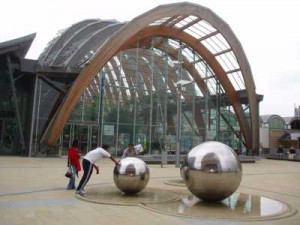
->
[[215, 52, 239, 72], [83, 100, 98, 122], [58, 37, 249, 155], [73, 125, 88, 153], [201, 38, 219, 54], [174, 15, 198, 29], [186, 20, 216, 38], [227, 71, 245, 90], [61, 124, 71, 154], [0, 55, 29, 155], [214, 34, 231, 50], [204, 34, 231, 53], [91, 125, 99, 149], [184, 26, 204, 39], [270, 117, 285, 129], [31, 78, 63, 155]]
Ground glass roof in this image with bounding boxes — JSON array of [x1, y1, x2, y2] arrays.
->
[[81, 14, 246, 104], [150, 14, 245, 90]]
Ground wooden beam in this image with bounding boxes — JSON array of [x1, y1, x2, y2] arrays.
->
[[44, 3, 258, 152], [198, 30, 219, 41], [120, 25, 251, 149]]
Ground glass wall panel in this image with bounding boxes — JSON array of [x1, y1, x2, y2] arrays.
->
[[0, 55, 29, 155], [270, 117, 285, 129], [61, 124, 71, 154], [31, 77, 63, 155], [54, 36, 247, 157]]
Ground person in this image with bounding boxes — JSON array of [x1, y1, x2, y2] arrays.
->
[[76, 144, 119, 194], [122, 143, 138, 158], [234, 148, 241, 155], [277, 145, 284, 154], [67, 140, 81, 190], [288, 146, 296, 160]]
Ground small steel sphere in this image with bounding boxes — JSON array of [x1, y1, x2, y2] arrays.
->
[[181, 141, 242, 202], [113, 157, 150, 194]]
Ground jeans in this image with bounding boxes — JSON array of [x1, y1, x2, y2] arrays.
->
[[67, 164, 76, 189]]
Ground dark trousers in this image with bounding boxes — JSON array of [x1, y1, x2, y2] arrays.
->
[[76, 158, 93, 191]]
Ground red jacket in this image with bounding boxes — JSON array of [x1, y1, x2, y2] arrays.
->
[[68, 147, 81, 172]]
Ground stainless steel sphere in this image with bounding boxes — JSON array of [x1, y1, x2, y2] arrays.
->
[[113, 157, 150, 194], [181, 141, 242, 202]]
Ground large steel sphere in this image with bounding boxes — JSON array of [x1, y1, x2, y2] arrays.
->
[[113, 157, 150, 194], [181, 141, 242, 202]]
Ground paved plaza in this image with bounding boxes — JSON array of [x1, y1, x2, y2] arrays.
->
[[0, 156, 299, 225]]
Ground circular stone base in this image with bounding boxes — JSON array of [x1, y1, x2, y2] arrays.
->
[[164, 179, 185, 187], [76, 183, 295, 221], [76, 184, 179, 205], [141, 191, 296, 221]]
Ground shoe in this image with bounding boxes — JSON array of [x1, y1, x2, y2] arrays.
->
[[75, 190, 86, 195]]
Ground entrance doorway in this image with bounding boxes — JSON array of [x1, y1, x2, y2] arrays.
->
[[61, 123, 99, 155]]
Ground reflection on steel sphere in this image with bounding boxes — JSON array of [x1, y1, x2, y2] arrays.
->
[[113, 157, 150, 194], [181, 141, 242, 202]]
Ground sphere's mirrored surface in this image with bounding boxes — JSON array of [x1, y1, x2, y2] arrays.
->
[[181, 141, 242, 201], [114, 157, 150, 194]]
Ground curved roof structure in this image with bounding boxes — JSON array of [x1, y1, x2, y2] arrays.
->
[[260, 115, 300, 131], [283, 116, 300, 126], [0, 33, 36, 57], [260, 115, 285, 124], [40, 2, 260, 152]]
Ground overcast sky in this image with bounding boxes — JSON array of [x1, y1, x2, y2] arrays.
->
[[1, 0, 299, 117]]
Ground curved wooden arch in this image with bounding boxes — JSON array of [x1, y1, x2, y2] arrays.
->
[[124, 26, 250, 148], [45, 2, 257, 152]]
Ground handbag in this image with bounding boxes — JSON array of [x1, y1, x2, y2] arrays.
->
[[65, 166, 73, 178]]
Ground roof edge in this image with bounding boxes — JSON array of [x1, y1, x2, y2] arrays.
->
[[0, 33, 36, 57]]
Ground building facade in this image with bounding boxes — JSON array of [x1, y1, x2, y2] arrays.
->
[[0, 2, 262, 156], [260, 113, 300, 151]]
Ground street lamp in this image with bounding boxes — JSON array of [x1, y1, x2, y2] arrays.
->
[[174, 79, 193, 167], [97, 71, 105, 146]]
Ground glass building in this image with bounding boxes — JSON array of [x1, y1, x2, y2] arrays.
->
[[0, 2, 263, 157]]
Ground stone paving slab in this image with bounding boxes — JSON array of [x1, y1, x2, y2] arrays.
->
[[0, 156, 299, 225]]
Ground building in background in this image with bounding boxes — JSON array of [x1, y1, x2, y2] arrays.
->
[[295, 105, 300, 117], [0, 2, 262, 157], [260, 113, 300, 153]]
